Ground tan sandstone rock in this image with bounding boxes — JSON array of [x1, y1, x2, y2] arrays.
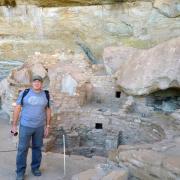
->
[[154, 0, 180, 18], [0, 1, 180, 60], [0, 0, 120, 7], [163, 156, 180, 175], [11, 67, 31, 84], [103, 46, 138, 75], [113, 37, 180, 95], [31, 63, 47, 79], [102, 170, 128, 180], [71, 169, 97, 180]]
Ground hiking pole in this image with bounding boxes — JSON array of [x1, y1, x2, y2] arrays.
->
[[63, 134, 66, 176]]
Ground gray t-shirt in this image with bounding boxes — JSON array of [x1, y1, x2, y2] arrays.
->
[[16, 88, 48, 128]]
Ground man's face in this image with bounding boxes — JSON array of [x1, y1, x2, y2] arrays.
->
[[32, 80, 43, 91]]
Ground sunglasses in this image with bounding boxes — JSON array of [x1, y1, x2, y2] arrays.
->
[[11, 130, 18, 136]]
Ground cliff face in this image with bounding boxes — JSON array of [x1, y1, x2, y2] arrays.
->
[[0, 0, 127, 7], [0, 0, 179, 60]]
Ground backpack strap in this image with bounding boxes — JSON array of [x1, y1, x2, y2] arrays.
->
[[21, 88, 50, 107], [44, 90, 50, 108], [21, 88, 30, 106]]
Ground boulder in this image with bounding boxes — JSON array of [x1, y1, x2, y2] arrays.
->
[[110, 145, 180, 179], [113, 37, 180, 95], [102, 170, 128, 180], [71, 169, 97, 180]]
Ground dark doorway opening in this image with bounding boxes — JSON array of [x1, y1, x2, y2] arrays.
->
[[116, 91, 121, 98], [95, 123, 103, 129]]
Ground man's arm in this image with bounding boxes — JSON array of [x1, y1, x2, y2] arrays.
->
[[46, 107, 51, 127], [44, 107, 51, 137], [11, 104, 21, 133]]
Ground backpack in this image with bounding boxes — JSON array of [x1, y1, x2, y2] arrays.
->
[[20, 88, 50, 108]]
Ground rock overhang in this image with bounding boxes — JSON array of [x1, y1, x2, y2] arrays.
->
[[0, 0, 132, 7]]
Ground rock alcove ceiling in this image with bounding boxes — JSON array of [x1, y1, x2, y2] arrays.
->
[[0, 0, 131, 7], [146, 88, 180, 113]]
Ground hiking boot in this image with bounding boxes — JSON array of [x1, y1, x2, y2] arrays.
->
[[16, 174, 25, 180], [31, 169, 42, 176]]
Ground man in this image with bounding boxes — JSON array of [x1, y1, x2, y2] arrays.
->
[[11, 75, 51, 180]]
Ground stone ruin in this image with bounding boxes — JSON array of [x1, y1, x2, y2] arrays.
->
[[0, 37, 180, 179], [0, 49, 165, 155], [0, 49, 123, 156]]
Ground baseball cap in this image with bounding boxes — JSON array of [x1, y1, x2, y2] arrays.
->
[[32, 75, 43, 82]]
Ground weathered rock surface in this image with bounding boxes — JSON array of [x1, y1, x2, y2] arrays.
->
[[122, 96, 135, 113], [71, 169, 97, 180], [0, 0, 124, 7], [102, 170, 128, 180], [103, 46, 138, 74], [171, 109, 180, 121], [11, 67, 31, 84], [154, 0, 180, 18], [0, 1, 179, 60], [72, 162, 128, 180], [105, 99, 180, 180], [109, 135, 180, 179], [31, 63, 47, 79], [105, 37, 180, 95]]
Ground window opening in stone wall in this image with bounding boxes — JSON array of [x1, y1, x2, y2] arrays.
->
[[95, 123, 103, 129], [116, 91, 121, 98]]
